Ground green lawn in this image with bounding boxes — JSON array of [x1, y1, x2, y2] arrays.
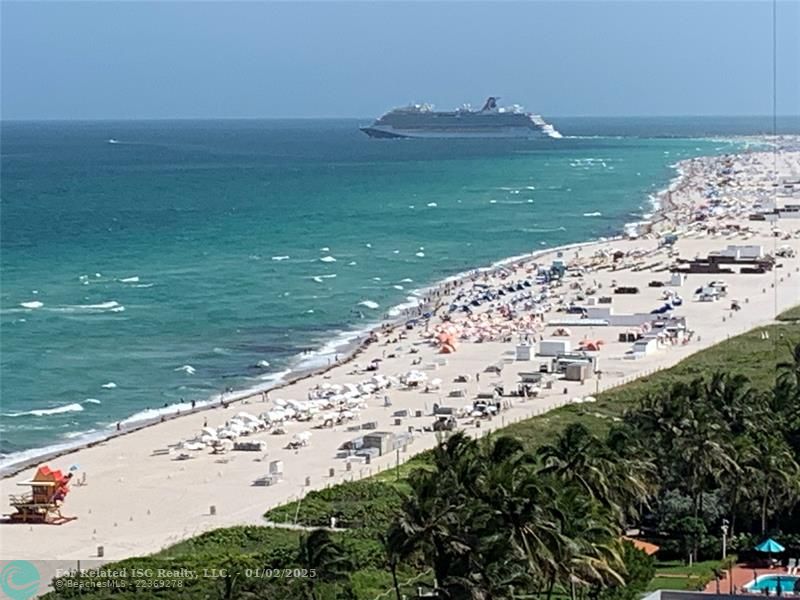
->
[[500, 322, 798, 450], [646, 559, 731, 592], [778, 304, 800, 321]]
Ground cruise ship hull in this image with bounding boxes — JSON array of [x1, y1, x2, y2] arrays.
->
[[360, 125, 552, 139]]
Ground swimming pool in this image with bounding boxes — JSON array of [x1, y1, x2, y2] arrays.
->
[[746, 575, 800, 594]]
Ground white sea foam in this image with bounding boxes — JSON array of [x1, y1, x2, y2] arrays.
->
[[583, 212, 603, 217], [365, 243, 372, 248], [84, 398, 101, 405], [63, 429, 97, 439], [20, 301, 43, 309], [393, 285, 404, 290], [134, 283, 154, 288], [320, 247, 330, 252], [119, 398, 212, 427], [272, 255, 290, 261], [4, 403, 85, 418], [292, 327, 370, 372], [522, 226, 567, 233], [358, 300, 380, 309], [90, 301, 120, 309], [46, 301, 125, 314], [348, 261, 357, 266], [372, 277, 382, 281], [256, 360, 271, 368], [415, 252, 425, 258], [319, 256, 337, 263], [387, 296, 422, 317], [119, 276, 140, 283], [258, 368, 292, 383], [101, 382, 117, 389], [427, 202, 438, 207], [400, 278, 413, 283], [174, 365, 196, 375], [312, 276, 324, 283]]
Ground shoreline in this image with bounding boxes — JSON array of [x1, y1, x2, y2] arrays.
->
[[0, 235, 614, 479], [1, 142, 798, 566], [0, 141, 739, 478]]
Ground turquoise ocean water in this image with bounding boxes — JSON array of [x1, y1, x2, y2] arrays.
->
[[2, 117, 793, 466]]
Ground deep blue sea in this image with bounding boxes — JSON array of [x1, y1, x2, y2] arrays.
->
[[2, 116, 796, 465]]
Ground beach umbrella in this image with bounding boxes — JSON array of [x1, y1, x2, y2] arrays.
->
[[755, 538, 785, 553]]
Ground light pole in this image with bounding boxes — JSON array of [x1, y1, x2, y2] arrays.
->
[[721, 519, 729, 560]]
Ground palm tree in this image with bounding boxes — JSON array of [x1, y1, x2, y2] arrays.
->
[[537, 423, 613, 505], [296, 528, 352, 600], [391, 432, 477, 596], [471, 436, 565, 592], [719, 434, 760, 536], [777, 341, 800, 388], [704, 372, 760, 436], [750, 433, 800, 533], [555, 491, 625, 600], [379, 523, 413, 600], [604, 426, 656, 524]]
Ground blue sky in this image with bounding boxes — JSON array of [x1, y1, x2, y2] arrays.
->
[[2, 1, 798, 119]]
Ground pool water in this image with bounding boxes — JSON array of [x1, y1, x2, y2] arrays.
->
[[746, 575, 800, 594]]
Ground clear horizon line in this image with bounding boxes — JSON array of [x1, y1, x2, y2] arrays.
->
[[3, 113, 800, 123]]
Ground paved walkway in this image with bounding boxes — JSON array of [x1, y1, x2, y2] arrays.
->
[[703, 564, 793, 595]]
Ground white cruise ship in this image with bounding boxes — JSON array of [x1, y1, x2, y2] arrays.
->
[[361, 97, 562, 139]]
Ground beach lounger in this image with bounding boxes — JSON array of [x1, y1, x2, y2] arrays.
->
[[253, 474, 279, 486]]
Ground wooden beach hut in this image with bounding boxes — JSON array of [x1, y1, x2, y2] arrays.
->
[[6, 465, 76, 525]]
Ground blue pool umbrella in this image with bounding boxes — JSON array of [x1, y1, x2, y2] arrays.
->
[[755, 538, 785, 553]]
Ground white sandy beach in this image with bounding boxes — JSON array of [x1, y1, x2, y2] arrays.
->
[[2, 145, 799, 566]]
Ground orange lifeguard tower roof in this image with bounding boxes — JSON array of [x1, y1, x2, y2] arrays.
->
[[34, 465, 67, 483], [16, 465, 70, 488]]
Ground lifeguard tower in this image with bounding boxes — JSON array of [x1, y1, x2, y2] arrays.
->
[[6, 465, 76, 524]]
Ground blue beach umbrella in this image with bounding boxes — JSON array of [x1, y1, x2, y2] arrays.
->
[[755, 538, 785, 553]]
